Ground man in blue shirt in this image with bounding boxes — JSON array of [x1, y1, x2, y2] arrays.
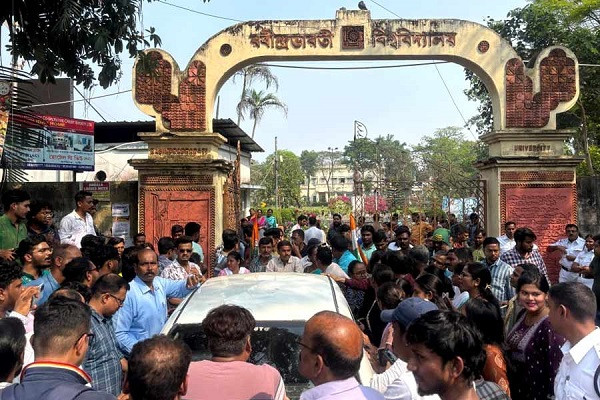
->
[[114, 249, 199, 356], [330, 234, 358, 274], [26, 244, 81, 305]]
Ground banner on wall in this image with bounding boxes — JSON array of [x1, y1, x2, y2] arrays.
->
[[6, 114, 95, 171]]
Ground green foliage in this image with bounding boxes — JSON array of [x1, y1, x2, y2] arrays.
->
[[414, 126, 482, 198], [464, 0, 600, 159], [328, 196, 352, 216], [237, 89, 287, 138], [234, 65, 279, 126], [577, 145, 600, 176], [2, 0, 191, 88], [251, 150, 303, 207], [342, 135, 415, 209]]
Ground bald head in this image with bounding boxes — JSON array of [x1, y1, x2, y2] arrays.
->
[[304, 311, 363, 380]]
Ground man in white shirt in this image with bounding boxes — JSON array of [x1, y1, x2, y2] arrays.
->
[[58, 190, 96, 248], [266, 240, 304, 273], [572, 234, 596, 289], [304, 216, 326, 245], [548, 224, 586, 283], [496, 221, 516, 255], [548, 282, 600, 400]]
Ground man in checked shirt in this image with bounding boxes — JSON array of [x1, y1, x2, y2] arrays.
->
[[82, 273, 129, 396], [500, 227, 550, 283]]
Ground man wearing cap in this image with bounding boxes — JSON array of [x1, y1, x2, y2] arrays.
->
[[367, 297, 440, 399], [431, 228, 451, 255]]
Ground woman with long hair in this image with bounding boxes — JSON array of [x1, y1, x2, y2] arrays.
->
[[464, 298, 510, 396], [505, 270, 564, 399], [412, 273, 452, 310], [458, 262, 498, 306]]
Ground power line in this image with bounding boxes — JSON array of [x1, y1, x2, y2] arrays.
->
[[369, 0, 403, 19], [22, 89, 132, 109], [433, 64, 478, 140], [155, 0, 243, 23], [368, 0, 478, 139], [73, 86, 107, 122]]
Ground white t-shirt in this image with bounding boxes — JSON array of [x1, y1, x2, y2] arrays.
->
[[304, 226, 326, 244]]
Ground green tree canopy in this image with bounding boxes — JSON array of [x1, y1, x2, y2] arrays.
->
[[342, 135, 415, 209], [414, 126, 483, 199], [1, 0, 186, 88], [251, 150, 303, 207], [237, 89, 287, 139]]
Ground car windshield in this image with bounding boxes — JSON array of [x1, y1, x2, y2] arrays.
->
[[169, 320, 311, 399]]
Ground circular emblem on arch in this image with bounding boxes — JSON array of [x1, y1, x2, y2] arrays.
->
[[478, 40, 490, 54], [220, 44, 232, 57]]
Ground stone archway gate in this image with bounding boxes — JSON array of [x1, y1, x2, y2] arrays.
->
[[130, 8, 581, 278]]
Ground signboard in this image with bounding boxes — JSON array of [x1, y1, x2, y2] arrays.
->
[[8, 115, 94, 171], [111, 203, 130, 217], [82, 182, 110, 202]]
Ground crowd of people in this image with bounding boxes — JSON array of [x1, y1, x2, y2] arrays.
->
[[0, 187, 599, 400]]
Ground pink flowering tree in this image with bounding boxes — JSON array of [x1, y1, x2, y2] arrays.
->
[[328, 196, 352, 216], [364, 195, 388, 214]]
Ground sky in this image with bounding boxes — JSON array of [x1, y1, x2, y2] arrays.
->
[[3, 0, 528, 162]]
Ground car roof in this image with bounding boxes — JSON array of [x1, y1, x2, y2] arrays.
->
[[170, 272, 353, 326]]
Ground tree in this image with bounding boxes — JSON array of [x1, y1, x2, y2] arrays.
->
[[317, 149, 342, 201], [1, 0, 182, 88], [251, 150, 303, 207], [342, 135, 416, 209], [236, 89, 287, 139], [464, 1, 600, 175], [300, 150, 319, 204], [233, 65, 279, 126], [413, 126, 482, 201]]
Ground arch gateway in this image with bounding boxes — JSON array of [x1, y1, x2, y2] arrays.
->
[[130, 8, 581, 272]]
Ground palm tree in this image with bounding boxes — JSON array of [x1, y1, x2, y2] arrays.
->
[[233, 65, 278, 126], [236, 89, 287, 139]]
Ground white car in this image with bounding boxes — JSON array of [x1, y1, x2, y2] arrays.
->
[[162, 272, 375, 399]]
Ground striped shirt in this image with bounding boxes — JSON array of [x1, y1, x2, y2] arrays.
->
[[482, 258, 515, 303]]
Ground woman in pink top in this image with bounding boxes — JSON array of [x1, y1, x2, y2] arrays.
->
[[218, 251, 250, 276], [185, 305, 286, 400]]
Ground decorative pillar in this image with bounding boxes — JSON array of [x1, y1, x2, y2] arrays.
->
[[478, 132, 582, 283], [129, 132, 232, 270]]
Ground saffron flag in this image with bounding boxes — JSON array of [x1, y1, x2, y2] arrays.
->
[[349, 213, 368, 264]]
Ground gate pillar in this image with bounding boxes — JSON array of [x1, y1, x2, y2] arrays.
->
[[129, 132, 233, 271], [477, 129, 583, 282]]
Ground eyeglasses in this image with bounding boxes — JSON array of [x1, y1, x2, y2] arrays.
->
[[74, 332, 95, 346], [178, 249, 193, 253], [296, 338, 317, 354], [106, 293, 125, 306]]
